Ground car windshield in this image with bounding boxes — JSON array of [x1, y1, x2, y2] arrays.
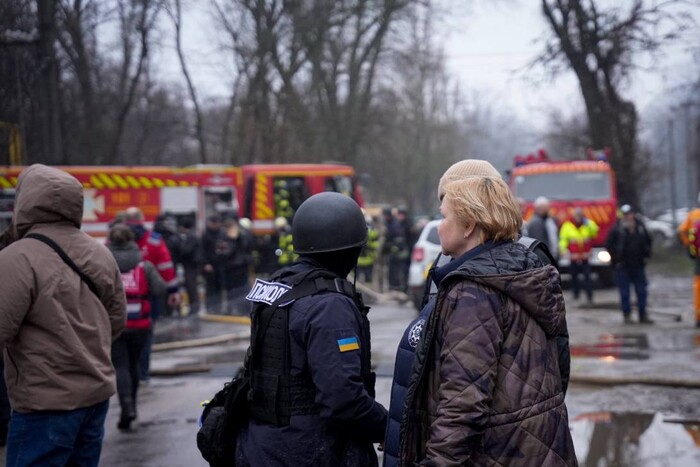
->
[[513, 171, 612, 201]]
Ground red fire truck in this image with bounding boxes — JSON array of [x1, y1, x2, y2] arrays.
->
[[0, 165, 241, 237], [239, 163, 363, 236], [509, 149, 617, 285], [0, 163, 363, 240]]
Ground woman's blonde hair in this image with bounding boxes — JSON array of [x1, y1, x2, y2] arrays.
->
[[442, 176, 522, 243]]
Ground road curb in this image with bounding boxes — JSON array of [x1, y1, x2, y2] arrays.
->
[[198, 313, 251, 325], [150, 364, 213, 376]]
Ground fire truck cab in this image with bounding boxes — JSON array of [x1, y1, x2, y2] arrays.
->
[[240, 163, 363, 235], [509, 149, 617, 285]]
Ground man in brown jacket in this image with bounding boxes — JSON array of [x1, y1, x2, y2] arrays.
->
[[0, 165, 126, 466]]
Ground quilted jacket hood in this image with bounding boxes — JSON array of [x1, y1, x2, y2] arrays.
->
[[449, 241, 565, 337]]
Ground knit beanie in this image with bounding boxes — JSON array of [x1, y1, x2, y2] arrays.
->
[[437, 159, 501, 199]]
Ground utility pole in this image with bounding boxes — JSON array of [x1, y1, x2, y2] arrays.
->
[[668, 119, 678, 229], [682, 101, 695, 208]]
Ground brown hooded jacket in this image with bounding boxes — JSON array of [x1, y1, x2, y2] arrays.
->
[[0, 164, 126, 412]]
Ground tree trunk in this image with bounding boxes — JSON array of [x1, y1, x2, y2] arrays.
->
[[171, 0, 207, 164], [36, 0, 64, 164]]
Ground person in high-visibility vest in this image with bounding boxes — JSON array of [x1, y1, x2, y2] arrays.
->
[[559, 208, 599, 304], [275, 217, 298, 266], [678, 191, 700, 328], [357, 215, 379, 284]]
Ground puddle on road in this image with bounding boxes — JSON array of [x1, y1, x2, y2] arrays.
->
[[571, 332, 700, 361], [154, 319, 201, 344], [571, 411, 700, 466], [571, 334, 650, 360]]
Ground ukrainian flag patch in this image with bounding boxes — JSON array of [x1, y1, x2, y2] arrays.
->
[[337, 337, 360, 352]]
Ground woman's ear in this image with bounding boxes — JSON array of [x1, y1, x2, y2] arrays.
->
[[464, 221, 476, 239]]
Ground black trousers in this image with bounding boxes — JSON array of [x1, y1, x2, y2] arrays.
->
[[183, 266, 200, 314], [204, 269, 225, 314], [112, 329, 149, 418], [571, 260, 593, 301], [389, 256, 408, 291], [357, 265, 374, 283]]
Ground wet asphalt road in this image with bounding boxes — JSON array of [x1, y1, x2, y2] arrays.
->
[[0, 269, 698, 466]]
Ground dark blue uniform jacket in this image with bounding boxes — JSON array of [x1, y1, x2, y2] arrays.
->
[[236, 259, 388, 467]]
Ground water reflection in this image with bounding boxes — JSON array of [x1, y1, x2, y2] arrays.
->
[[570, 331, 700, 361], [571, 334, 650, 360], [571, 412, 700, 466]]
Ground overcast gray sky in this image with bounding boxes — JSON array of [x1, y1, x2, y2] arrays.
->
[[442, 1, 698, 131], [149, 1, 697, 136]]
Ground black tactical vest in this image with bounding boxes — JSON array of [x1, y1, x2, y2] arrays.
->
[[246, 267, 375, 427]]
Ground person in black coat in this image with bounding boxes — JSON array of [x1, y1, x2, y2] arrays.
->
[[221, 214, 254, 316], [178, 216, 201, 315], [198, 215, 226, 314], [606, 204, 653, 324]]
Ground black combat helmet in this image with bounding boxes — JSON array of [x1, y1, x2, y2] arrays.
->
[[293, 192, 367, 254]]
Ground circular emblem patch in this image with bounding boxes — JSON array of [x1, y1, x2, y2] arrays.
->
[[408, 319, 425, 349]]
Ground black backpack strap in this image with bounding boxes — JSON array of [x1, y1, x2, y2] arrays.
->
[[25, 233, 100, 297], [518, 235, 558, 269]]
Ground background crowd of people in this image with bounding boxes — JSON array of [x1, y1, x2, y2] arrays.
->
[[117, 205, 422, 322], [522, 197, 654, 325]]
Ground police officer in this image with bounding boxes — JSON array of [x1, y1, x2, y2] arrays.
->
[[237, 192, 388, 467]]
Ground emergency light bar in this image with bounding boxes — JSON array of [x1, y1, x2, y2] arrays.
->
[[586, 147, 611, 162], [513, 149, 550, 167]]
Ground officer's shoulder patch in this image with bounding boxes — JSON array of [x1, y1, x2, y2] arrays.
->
[[337, 336, 360, 352], [246, 278, 292, 305]]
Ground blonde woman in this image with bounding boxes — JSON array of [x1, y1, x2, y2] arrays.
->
[[399, 174, 576, 466]]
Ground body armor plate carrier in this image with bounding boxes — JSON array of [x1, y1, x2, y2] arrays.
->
[[246, 268, 375, 427]]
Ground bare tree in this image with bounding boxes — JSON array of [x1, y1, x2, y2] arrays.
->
[[212, 0, 286, 163], [539, 0, 692, 207], [0, 0, 39, 164], [37, 0, 64, 164], [367, 2, 459, 212], [542, 109, 591, 159], [298, 0, 410, 164], [166, 0, 208, 164], [56, 0, 102, 163], [211, 0, 411, 165], [56, 0, 162, 164], [108, 0, 162, 163]]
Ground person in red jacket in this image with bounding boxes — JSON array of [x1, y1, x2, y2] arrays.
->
[[125, 207, 181, 304], [107, 223, 166, 430], [124, 207, 181, 383]]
